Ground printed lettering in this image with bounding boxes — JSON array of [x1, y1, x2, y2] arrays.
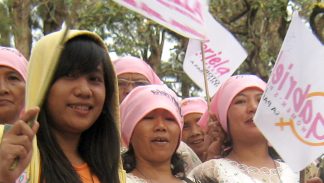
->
[[278, 64, 293, 91], [305, 112, 324, 140], [141, 3, 165, 22], [284, 76, 297, 100], [298, 100, 313, 124], [293, 84, 311, 113], [272, 64, 283, 84], [170, 20, 205, 38], [123, 0, 136, 6]]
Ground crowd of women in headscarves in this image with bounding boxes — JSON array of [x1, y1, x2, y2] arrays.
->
[[0, 29, 322, 183]]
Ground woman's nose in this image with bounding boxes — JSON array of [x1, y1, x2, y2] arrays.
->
[[73, 78, 92, 98], [191, 124, 203, 136], [248, 99, 258, 113], [154, 117, 167, 131], [0, 78, 9, 95]]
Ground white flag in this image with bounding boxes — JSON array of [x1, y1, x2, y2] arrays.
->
[[183, 12, 247, 96], [113, 0, 208, 40], [254, 13, 324, 172]]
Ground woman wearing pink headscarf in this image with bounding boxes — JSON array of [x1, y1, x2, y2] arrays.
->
[[114, 56, 201, 174], [113, 56, 163, 102], [120, 85, 194, 183], [0, 47, 27, 124], [189, 75, 299, 183], [180, 97, 207, 162], [181, 97, 225, 163]]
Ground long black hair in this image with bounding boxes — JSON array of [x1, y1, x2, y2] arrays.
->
[[37, 36, 120, 183], [122, 145, 186, 179]]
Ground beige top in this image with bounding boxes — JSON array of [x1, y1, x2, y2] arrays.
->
[[126, 173, 187, 183], [188, 158, 299, 183], [177, 141, 202, 174]]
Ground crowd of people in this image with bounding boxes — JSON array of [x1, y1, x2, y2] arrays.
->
[[0, 29, 322, 183]]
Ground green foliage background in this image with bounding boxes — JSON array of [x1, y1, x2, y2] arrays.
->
[[0, 0, 322, 98]]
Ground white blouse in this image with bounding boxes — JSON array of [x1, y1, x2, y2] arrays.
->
[[188, 158, 299, 183], [126, 174, 148, 183], [126, 173, 187, 183], [177, 141, 202, 174]]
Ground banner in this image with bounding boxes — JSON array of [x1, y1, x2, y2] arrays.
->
[[254, 13, 324, 172], [183, 12, 247, 96], [113, 0, 208, 40]]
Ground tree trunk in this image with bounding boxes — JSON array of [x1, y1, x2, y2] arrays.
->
[[9, 0, 32, 58], [42, 0, 67, 35], [148, 27, 165, 74], [209, 0, 289, 81], [181, 77, 191, 98], [0, 4, 11, 46]]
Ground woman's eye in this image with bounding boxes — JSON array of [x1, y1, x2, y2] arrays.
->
[[143, 116, 155, 120], [234, 99, 246, 104], [165, 117, 176, 122], [8, 75, 21, 81], [65, 73, 78, 79], [256, 97, 261, 103], [87, 71, 104, 83], [90, 76, 103, 82], [183, 124, 190, 129], [134, 80, 150, 87], [118, 80, 128, 87]]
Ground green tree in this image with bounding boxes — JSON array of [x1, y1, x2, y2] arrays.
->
[[4, 0, 32, 58], [0, 2, 11, 46], [0, 0, 319, 97]]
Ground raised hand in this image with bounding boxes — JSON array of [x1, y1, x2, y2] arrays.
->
[[0, 107, 39, 183], [306, 177, 323, 183], [203, 113, 226, 161]]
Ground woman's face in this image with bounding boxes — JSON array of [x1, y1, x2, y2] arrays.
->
[[0, 66, 25, 124], [130, 109, 181, 164], [117, 73, 150, 103], [182, 112, 205, 156], [46, 65, 106, 135], [227, 88, 263, 142]]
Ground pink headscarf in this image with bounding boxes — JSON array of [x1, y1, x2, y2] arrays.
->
[[198, 75, 266, 132], [180, 97, 208, 117], [113, 56, 163, 84], [120, 85, 182, 147], [0, 47, 28, 81]]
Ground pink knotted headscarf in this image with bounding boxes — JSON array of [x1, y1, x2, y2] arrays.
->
[[0, 47, 28, 81], [180, 97, 208, 117], [113, 56, 163, 84], [120, 85, 182, 147], [198, 75, 266, 132]]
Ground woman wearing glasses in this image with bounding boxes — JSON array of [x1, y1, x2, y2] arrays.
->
[[113, 56, 162, 103]]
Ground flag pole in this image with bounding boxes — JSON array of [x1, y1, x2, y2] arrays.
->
[[200, 41, 211, 107]]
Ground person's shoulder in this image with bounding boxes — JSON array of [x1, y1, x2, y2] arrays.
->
[[275, 160, 300, 181], [188, 158, 226, 179], [196, 158, 228, 167], [126, 173, 147, 183], [276, 160, 294, 171]]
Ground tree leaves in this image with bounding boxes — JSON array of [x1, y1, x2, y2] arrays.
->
[[0, 0, 317, 97]]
